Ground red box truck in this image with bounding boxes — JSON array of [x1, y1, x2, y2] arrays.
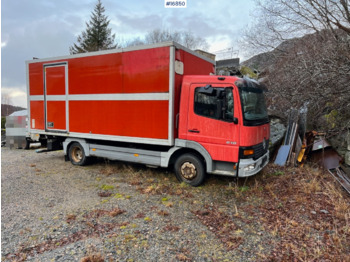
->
[[26, 42, 270, 186]]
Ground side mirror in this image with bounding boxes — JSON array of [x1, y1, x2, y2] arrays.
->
[[198, 85, 214, 95], [233, 117, 239, 124]]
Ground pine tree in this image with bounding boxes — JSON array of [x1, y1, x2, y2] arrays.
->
[[70, 0, 116, 54]]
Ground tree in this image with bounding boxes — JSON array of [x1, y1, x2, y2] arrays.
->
[[241, 0, 350, 134], [70, 0, 117, 54], [1, 94, 12, 116], [126, 29, 209, 51], [145, 29, 181, 44], [242, 0, 350, 55]]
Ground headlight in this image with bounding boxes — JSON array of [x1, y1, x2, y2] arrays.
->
[[243, 163, 256, 171]]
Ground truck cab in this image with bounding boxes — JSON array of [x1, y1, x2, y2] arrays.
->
[[174, 75, 270, 185]]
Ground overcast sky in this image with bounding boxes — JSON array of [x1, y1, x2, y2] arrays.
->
[[1, 0, 255, 108]]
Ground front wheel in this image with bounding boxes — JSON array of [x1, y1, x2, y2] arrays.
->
[[68, 142, 89, 166], [174, 153, 206, 187]]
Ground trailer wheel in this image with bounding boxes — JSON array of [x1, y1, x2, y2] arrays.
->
[[174, 153, 206, 187], [69, 142, 89, 166], [24, 139, 30, 150]]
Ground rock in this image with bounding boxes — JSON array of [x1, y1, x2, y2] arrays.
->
[[329, 130, 349, 160], [269, 117, 286, 153], [320, 209, 329, 214], [345, 151, 350, 166]]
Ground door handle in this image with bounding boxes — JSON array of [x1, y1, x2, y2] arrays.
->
[[188, 129, 200, 133]]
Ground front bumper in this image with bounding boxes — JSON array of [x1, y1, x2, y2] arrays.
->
[[238, 151, 269, 177]]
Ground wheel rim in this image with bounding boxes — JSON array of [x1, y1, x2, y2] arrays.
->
[[180, 162, 197, 180], [71, 147, 82, 163]]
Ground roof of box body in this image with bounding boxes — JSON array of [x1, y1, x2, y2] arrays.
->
[[25, 41, 216, 65]]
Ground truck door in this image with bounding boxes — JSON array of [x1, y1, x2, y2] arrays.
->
[[186, 84, 240, 162], [44, 63, 68, 132]]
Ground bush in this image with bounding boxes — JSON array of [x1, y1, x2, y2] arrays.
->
[[240, 66, 258, 79], [1, 117, 6, 129]]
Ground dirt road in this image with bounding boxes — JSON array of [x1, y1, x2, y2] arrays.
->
[[1, 147, 262, 261], [2, 147, 349, 261]]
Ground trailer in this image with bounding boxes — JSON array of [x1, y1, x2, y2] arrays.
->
[[26, 42, 270, 186]]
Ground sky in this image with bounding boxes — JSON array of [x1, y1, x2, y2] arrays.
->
[[1, 0, 256, 108]]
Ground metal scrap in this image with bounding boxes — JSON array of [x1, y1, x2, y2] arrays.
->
[[273, 108, 350, 194], [275, 108, 306, 166], [309, 136, 343, 169], [328, 165, 350, 195], [274, 145, 291, 166]]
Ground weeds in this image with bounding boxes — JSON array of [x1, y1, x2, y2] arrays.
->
[[100, 184, 114, 191], [245, 165, 350, 261], [239, 186, 249, 192], [193, 205, 243, 250], [100, 160, 123, 177], [80, 253, 104, 262], [9, 157, 350, 261]]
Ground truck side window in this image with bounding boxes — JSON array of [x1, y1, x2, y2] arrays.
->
[[194, 87, 234, 122]]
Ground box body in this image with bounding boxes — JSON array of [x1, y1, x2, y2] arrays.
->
[[26, 42, 215, 146]]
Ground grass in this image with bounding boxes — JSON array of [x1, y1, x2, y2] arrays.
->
[[101, 160, 350, 260], [240, 164, 350, 261], [181, 163, 350, 260], [100, 184, 114, 191], [6, 156, 350, 261]]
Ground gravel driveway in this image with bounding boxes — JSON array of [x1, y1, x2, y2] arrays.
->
[[2, 147, 272, 261]]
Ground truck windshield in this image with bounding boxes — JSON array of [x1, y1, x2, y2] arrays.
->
[[236, 79, 269, 126]]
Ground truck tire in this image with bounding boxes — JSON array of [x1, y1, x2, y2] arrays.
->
[[24, 139, 30, 150], [68, 142, 89, 166], [174, 153, 206, 187]]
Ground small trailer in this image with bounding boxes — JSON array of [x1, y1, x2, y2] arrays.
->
[[6, 110, 28, 149], [26, 42, 270, 186]]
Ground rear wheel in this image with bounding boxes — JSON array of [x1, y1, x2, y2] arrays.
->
[[24, 139, 30, 150], [174, 153, 206, 187], [68, 142, 89, 166]]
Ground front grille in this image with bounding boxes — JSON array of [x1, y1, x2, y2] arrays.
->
[[252, 142, 266, 159], [240, 139, 269, 160]]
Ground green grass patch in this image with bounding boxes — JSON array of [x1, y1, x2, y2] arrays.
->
[[101, 184, 115, 190], [240, 186, 250, 192]]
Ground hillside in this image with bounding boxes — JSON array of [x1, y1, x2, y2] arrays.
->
[[240, 35, 307, 71], [240, 30, 350, 159], [1, 104, 26, 117]]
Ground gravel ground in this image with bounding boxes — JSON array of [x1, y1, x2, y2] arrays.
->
[[2, 146, 272, 261]]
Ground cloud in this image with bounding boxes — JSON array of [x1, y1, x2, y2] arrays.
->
[[1, 86, 27, 108], [1, 34, 9, 48], [2, 0, 256, 109], [207, 35, 232, 52], [111, 13, 164, 35], [1, 3, 85, 97]]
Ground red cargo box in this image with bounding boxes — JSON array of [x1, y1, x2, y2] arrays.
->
[[26, 42, 215, 146]]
